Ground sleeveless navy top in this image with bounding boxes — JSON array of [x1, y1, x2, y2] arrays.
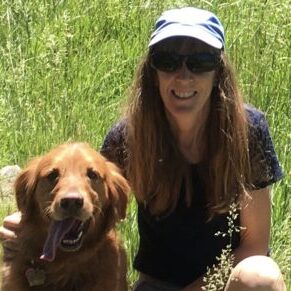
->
[[100, 105, 283, 287]]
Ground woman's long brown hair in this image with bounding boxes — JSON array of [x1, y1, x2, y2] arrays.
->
[[125, 49, 251, 218]]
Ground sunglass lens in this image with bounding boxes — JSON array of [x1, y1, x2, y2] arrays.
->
[[187, 53, 219, 73], [151, 52, 180, 72]]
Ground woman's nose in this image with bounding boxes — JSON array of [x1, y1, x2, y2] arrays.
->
[[176, 62, 193, 80]]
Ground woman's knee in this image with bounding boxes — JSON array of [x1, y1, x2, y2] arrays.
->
[[225, 256, 286, 290]]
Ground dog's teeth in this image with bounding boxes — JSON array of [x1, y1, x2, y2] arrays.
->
[[62, 231, 83, 246], [77, 222, 85, 232]]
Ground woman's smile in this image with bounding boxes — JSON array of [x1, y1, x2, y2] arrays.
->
[[171, 89, 198, 99]]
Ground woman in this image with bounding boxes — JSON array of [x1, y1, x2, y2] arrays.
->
[[0, 7, 286, 291]]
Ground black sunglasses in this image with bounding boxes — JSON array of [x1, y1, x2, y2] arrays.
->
[[150, 51, 220, 73]]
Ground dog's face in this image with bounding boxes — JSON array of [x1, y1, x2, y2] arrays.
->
[[15, 143, 129, 261]]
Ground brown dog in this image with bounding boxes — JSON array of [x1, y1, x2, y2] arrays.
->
[[1, 143, 129, 291]]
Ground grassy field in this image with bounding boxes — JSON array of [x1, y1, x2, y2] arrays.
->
[[0, 0, 290, 289]]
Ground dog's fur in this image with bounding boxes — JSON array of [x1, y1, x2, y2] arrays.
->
[[1, 143, 129, 291]]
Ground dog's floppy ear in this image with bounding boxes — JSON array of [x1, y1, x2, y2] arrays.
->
[[15, 157, 41, 217], [105, 161, 129, 220]]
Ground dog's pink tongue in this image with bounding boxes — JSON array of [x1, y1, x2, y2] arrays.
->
[[40, 218, 75, 262]]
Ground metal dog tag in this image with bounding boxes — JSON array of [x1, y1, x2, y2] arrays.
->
[[25, 267, 46, 286]]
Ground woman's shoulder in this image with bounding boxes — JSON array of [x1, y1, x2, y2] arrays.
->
[[101, 119, 127, 149], [105, 119, 127, 138], [244, 104, 265, 126], [100, 119, 128, 170], [244, 104, 284, 188], [244, 104, 271, 142]]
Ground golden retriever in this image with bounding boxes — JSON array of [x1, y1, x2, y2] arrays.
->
[[1, 142, 129, 291]]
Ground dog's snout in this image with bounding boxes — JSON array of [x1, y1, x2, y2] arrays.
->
[[60, 193, 84, 213]]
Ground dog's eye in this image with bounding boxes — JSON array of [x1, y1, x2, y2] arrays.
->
[[46, 169, 59, 182], [87, 168, 100, 181]]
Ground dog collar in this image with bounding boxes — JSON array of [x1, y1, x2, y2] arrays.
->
[[25, 260, 46, 287]]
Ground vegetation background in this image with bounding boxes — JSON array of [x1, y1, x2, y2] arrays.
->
[[0, 0, 290, 289]]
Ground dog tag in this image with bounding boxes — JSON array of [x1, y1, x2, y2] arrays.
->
[[25, 267, 46, 286]]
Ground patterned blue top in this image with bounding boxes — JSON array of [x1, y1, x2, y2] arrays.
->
[[101, 104, 283, 287]]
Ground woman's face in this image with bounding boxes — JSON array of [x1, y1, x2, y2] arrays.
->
[[153, 37, 218, 123]]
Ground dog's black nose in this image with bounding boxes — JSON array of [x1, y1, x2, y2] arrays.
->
[[60, 194, 84, 213]]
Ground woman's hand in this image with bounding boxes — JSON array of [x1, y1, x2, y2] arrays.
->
[[0, 212, 21, 261]]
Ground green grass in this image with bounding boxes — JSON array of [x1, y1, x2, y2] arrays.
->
[[0, 0, 290, 289]]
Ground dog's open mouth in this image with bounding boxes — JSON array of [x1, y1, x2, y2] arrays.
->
[[40, 218, 90, 262]]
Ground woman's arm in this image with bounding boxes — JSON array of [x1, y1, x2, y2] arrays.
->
[[182, 187, 271, 291], [233, 186, 271, 262]]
